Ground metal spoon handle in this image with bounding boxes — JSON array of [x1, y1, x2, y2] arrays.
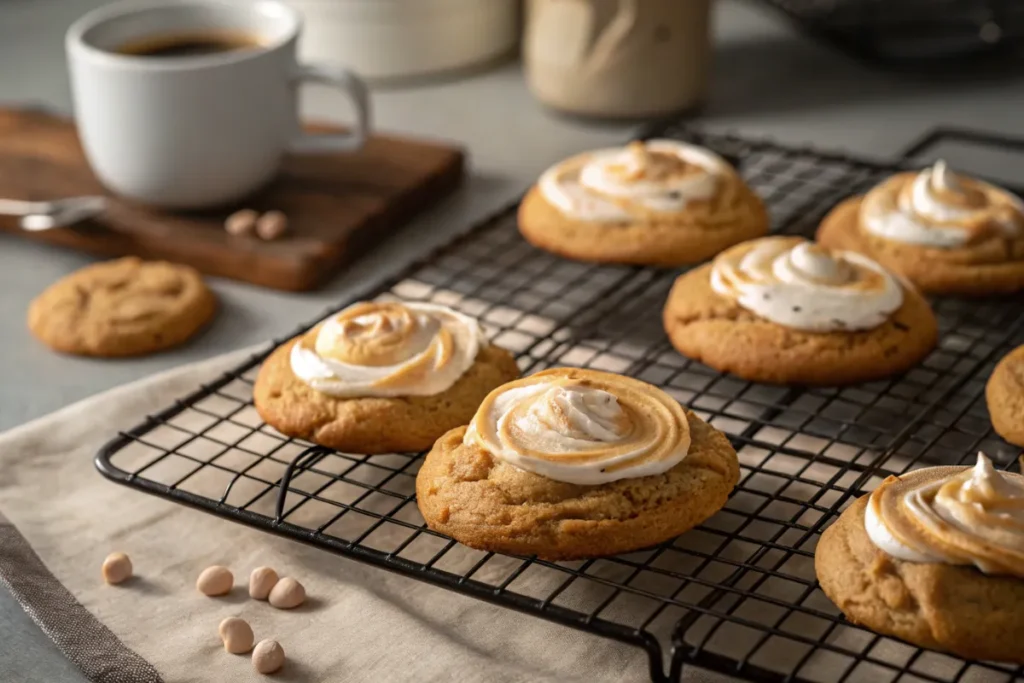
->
[[0, 198, 48, 216]]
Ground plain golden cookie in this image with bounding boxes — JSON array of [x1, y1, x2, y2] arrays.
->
[[27, 257, 216, 357], [986, 344, 1024, 447], [415, 411, 740, 560], [661, 263, 938, 386], [253, 338, 520, 454], [815, 496, 1024, 664], [818, 196, 1024, 295], [517, 181, 769, 267]]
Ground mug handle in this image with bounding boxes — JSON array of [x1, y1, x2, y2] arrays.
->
[[288, 64, 371, 154]]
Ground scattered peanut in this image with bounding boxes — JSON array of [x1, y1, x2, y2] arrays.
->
[[249, 566, 279, 600], [225, 208, 259, 236], [196, 565, 234, 596], [225, 209, 258, 236], [252, 639, 285, 674], [218, 617, 254, 654], [101, 552, 133, 585], [268, 577, 305, 609], [255, 210, 288, 241]]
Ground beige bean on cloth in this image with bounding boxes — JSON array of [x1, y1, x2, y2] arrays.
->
[[0, 349, 737, 683]]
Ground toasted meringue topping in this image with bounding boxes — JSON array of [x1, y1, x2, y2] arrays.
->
[[538, 140, 735, 222], [290, 301, 482, 398], [861, 160, 1024, 248], [465, 368, 691, 485], [865, 453, 1024, 578], [710, 237, 903, 332]]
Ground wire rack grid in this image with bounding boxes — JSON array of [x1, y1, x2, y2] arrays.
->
[[96, 124, 1024, 683]]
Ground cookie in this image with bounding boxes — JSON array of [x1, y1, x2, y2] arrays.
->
[[27, 256, 216, 357], [518, 139, 768, 267], [815, 454, 1024, 663], [662, 236, 938, 385], [254, 301, 520, 454], [817, 161, 1024, 295], [986, 344, 1024, 447], [415, 368, 740, 560]]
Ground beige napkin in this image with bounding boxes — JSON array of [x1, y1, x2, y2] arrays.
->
[[0, 349, 734, 683]]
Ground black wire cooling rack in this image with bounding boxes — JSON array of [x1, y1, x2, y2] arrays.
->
[[96, 123, 1024, 683]]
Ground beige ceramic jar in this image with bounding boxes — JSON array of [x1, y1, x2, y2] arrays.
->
[[524, 0, 713, 119]]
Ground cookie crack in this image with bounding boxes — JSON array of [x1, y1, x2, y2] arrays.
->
[[73, 284, 91, 310], [832, 524, 945, 647], [667, 307, 747, 328], [670, 308, 915, 355], [102, 279, 130, 293], [154, 281, 185, 297]]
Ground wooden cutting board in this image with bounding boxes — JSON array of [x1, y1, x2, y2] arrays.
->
[[0, 108, 464, 291]]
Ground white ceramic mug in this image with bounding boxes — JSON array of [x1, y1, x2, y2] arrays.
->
[[66, 0, 371, 209]]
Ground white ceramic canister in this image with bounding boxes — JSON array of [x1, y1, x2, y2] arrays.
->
[[278, 0, 520, 82], [524, 0, 713, 119]]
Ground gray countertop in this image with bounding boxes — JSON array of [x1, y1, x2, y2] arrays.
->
[[3, 0, 1024, 681]]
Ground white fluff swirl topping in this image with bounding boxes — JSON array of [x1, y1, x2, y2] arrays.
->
[[861, 160, 1024, 248], [464, 368, 691, 486], [710, 237, 904, 332], [865, 453, 1024, 578], [538, 140, 734, 223], [289, 301, 482, 398]]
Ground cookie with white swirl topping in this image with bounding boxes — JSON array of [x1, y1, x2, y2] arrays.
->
[[986, 344, 1024, 447], [254, 302, 520, 454], [518, 140, 769, 266], [662, 237, 938, 385], [415, 368, 739, 560], [815, 454, 1024, 664], [817, 161, 1024, 295], [27, 257, 216, 357]]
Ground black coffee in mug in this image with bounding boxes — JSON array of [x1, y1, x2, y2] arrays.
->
[[117, 32, 262, 58]]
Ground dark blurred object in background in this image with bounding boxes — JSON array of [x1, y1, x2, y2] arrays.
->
[[758, 0, 1024, 64]]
